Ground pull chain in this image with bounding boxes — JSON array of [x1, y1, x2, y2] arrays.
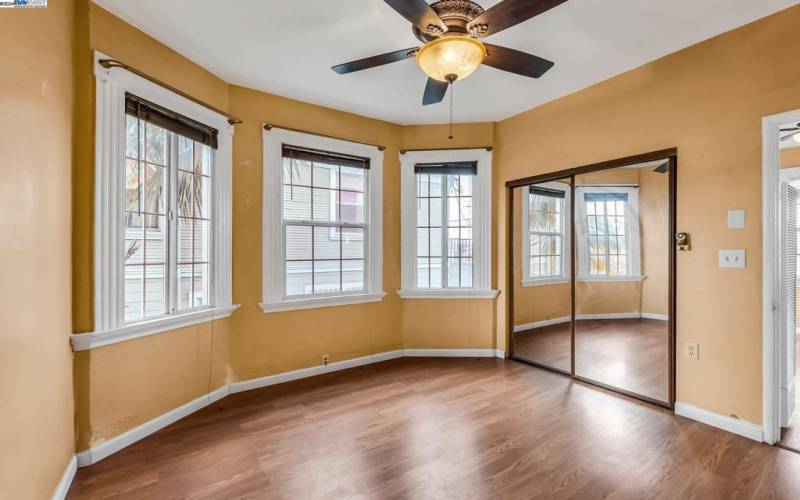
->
[[448, 81, 454, 140]]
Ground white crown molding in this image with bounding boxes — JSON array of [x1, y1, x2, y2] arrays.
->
[[71, 305, 240, 351], [675, 401, 763, 442], [51, 455, 77, 500]]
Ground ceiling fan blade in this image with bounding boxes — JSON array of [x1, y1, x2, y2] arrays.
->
[[422, 78, 448, 106], [332, 47, 419, 74], [384, 0, 447, 34], [468, 0, 568, 38], [482, 44, 554, 78]]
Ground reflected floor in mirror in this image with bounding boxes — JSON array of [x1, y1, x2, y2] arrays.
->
[[515, 318, 668, 402]]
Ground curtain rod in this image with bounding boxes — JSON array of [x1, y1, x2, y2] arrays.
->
[[98, 59, 243, 126], [263, 124, 386, 151], [400, 146, 492, 154]]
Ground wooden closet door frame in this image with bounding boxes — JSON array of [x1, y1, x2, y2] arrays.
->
[[506, 148, 677, 410]]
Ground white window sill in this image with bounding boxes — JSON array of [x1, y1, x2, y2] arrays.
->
[[260, 292, 387, 313], [577, 275, 645, 282], [71, 304, 240, 351], [521, 278, 570, 288], [396, 289, 500, 300]]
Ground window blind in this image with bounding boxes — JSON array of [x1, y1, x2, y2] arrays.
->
[[125, 93, 219, 149], [584, 192, 628, 202], [531, 187, 566, 199], [282, 145, 370, 169], [414, 161, 477, 175]]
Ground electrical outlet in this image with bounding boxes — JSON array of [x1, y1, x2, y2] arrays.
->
[[322, 354, 329, 366], [685, 343, 699, 360]]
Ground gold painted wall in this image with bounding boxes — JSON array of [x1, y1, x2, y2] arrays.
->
[[0, 1, 76, 497], [72, 3, 234, 451], [639, 168, 670, 316], [226, 85, 404, 381], [495, 5, 800, 423], [399, 123, 498, 350]]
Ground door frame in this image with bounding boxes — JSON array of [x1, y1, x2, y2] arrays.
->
[[763, 108, 800, 445], [506, 148, 678, 409]]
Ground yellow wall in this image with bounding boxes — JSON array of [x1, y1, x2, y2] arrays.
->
[[399, 123, 499, 350], [639, 168, 670, 316], [72, 3, 234, 451], [495, 5, 800, 423], [226, 85, 404, 381], [0, 1, 76, 497]]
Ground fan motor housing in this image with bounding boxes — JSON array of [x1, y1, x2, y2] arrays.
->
[[413, 0, 486, 42]]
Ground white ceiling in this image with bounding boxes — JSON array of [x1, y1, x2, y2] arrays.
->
[[93, 0, 799, 125]]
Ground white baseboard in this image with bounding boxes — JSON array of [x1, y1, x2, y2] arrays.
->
[[76, 384, 230, 467], [51, 455, 77, 500], [675, 401, 763, 442], [514, 313, 669, 332], [513, 316, 570, 333], [640, 312, 669, 321], [77, 348, 504, 467], [577, 312, 642, 320], [229, 350, 404, 394]]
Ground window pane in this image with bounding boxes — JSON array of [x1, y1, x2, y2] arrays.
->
[[178, 136, 192, 171], [429, 174, 442, 196], [193, 176, 209, 219], [417, 198, 430, 227], [447, 197, 459, 227], [312, 162, 337, 189], [126, 159, 141, 212], [178, 217, 193, 263], [312, 188, 334, 222], [192, 264, 209, 308], [178, 172, 193, 217], [459, 175, 472, 196], [144, 164, 166, 215], [283, 158, 312, 186], [286, 225, 312, 260], [342, 260, 364, 292], [430, 257, 442, 288], [195, 142, 211, 176], [125, 221, 144, 265], [460, 228, 472, 257], [461, 258, 473, 287], [429, 197, 442, 227], [417, 257, 430, 288], [126, 115, 141, 159], [286, 261, 312, 296], [447, 227, 460, 257], [447, 258, 461, 287], [314, 226, 340, 260], [341, 228, 364, 259], [314, 260, 341, 294], [417, 228, 430, 257], [339, 191, 364, 224], [145, 122, 166, 165], [417, 174, 430, 197], [283, 185, 312, 220], [194, 220, 209, 262], [144, 265, 166, 317], [178, 264, 193, 309], [340, 166, 365, 192], [145, 221, 166, 264], [124, 266, 143, 321], [459, 197, 472, 226]]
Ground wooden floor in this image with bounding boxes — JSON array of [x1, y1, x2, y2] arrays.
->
[[514, 318, 669, 402], [69, 358, 800, 499], [780, 334, 800, 451]]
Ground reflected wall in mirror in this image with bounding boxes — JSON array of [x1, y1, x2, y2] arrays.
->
[[512, 178, 573, 372], [574, 161, 670, 402]]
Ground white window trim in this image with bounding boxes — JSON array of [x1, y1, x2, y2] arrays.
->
[[398, 149, 497, 299], [574, 185, 643, 281], [76, 51, 237, 352], [521, 181, 572, 287], [260, 127, 385, 313]]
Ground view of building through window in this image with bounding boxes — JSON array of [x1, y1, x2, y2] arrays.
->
[[282, 152, 367, 296]]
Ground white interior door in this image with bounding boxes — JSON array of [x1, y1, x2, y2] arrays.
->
[[780, 182, 797, 427]]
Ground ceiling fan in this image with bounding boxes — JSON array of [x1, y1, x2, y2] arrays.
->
[[781, 123, 800, 144], [331, 0, 567, 106]]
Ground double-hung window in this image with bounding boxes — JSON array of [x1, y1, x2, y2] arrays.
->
[[575, 186, 641, 280], [85, 51, 235, 350], [262, 127, 385, 312], [399, 149, 496, 298], [521, 182, 571, 286]]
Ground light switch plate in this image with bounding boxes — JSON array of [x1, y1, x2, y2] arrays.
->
[[728, 209, 745, 229], [719, 250, 746, 268]]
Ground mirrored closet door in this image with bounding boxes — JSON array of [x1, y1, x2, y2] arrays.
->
[[511, 178, 573, 373], [508, 152, 675, 408]]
